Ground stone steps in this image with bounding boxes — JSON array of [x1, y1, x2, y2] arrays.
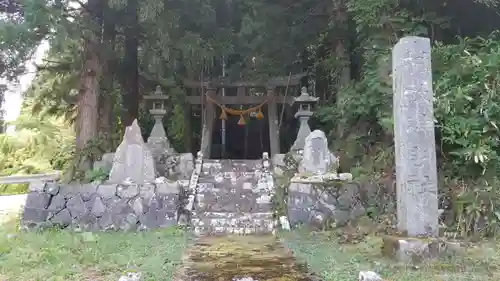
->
[[192, 212, 275, 236], [191, 158, 275, 236], [196, 182, 272, 213]]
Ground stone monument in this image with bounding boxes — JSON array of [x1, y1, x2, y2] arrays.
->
[[299, 130, 338, 175], [392, 36, 439, 237], [109, 119, 157, 184], [287, 130, 356, 229]]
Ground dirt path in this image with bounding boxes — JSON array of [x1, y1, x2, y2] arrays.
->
[[0, 194, 26, 223], [175, 235, 322, 281]]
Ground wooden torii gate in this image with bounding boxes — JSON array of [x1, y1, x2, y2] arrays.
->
[[184, 73, 306, 158]]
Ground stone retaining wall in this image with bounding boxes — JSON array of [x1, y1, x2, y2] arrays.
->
[[22, 180, 186, 231], [287, 182, 376, 228]]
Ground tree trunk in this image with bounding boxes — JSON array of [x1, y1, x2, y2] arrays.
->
[[120, 0, 139, 127], [99, 3, 117, 151], [332, 0, 350, 139], [74, 0, 103, 173]]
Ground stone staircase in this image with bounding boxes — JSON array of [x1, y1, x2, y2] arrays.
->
[[191, 158, 275, 236]]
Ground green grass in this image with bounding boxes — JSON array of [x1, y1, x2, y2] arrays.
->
[[3, 214, 500, 281], [0, 217, 189, 281], [282, 229, 500, 281], [0, 183, 28, 195]]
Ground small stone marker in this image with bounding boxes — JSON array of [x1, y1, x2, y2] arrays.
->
[[359, 271, 383, 281], [300, 130, 337, 175], [392, 36, 439, 237], [109, 119, 156, 184]]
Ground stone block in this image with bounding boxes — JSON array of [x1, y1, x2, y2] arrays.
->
[[117, 184, 139, 199], [109, 198, 130, 215], [58, 185, 79, 199], [140, 209, 159, 229], [157, 207, 177, 228], [197, 182, 215, 192], [160, 194, 178, 209], [286, 181, 368, 228], [25, 192, 51, 209], [29, 182, 46, 192], [23, 207, 50, 222], [47, 194, 66, 212], [381, 236, 462, 263], [130, 197, 144, 215], [287, 208, 311, 226], [288, 183, 312, 194], [156, 181, 179, 195], [147, 194, 162, 210], [79, 213, 99, 227], [333, 209, 351, 226], [350, 202, 366, 220], [90, 196, 106, 217], [308, 210, 327, 229], [45, 182, 60, 195], [288, 193, 313, 207], [97, 184, 118, 199], [118, 212, 139, 231], [336, 183, 360, 208], [98, 211, 115, 230], [50, 208, 72, 226], [66, 195, 87, 219], [138, 183, 155, 201], [79, 183, 98, 201]]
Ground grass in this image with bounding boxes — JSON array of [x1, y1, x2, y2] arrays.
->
[[0, 216, 189, 281], [2, 213, 500, 281], [282, 229, 500, 281], [0, 183, 28, 195]]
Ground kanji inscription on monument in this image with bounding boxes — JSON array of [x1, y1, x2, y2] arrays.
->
[[392, 36, 439, 237]]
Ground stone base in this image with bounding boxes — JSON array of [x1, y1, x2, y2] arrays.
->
[[21, 181, 186, 231], [381, 235, 462, 263], [287, 182, 366, 229]]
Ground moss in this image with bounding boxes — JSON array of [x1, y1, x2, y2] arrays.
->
[[381, 235, 401, 258], [182, 235, 316, 281]]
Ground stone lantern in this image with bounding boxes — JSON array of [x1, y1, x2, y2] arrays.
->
[[290, 87, 319, 151], [143, 85, 175, 155]]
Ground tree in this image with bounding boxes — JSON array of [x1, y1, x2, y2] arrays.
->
[[120, 0, 139, 127]]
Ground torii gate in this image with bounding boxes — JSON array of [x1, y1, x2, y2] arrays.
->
[[184, 73, 306, 158]]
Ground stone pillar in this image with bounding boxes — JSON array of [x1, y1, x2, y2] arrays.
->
[[393, 36, 438, 237], [148, 110, 175, 155], [147, 86, 175, 156], [291, 87, 318, 151], [267, 86, 280, 157], [291, 114, 312, 151], [201, 85, 217, 158]]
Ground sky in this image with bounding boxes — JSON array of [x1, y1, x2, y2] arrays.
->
[[2, 41, 50, 133]]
